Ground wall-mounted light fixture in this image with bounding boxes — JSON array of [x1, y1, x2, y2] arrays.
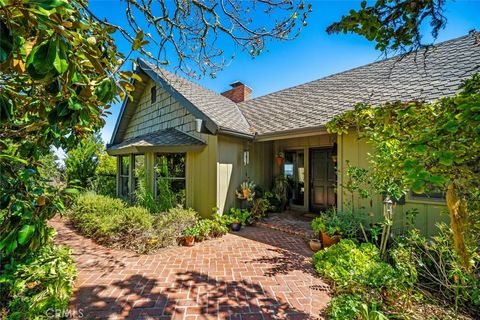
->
[[243, 150, 250, 166]]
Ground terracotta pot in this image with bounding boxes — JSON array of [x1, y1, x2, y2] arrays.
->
[[242, 189, 250, 199], [309, 239, 322, 252], [320, 231, 340, 248], [184, 235, 195, 246], [275, 157, 285, 166]]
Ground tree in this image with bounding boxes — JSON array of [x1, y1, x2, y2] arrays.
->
[[0, 0, 309, 259], [327, 74, 480, 269], [38, 150, 62, 184], [327, 0, 448, 55], [65, 135, 102, 188]]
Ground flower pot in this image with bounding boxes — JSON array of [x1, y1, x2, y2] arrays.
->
[[309, 239, 322, 252], [320, 231, 340, 248], [275, 157, 285, 166], [231, 222, 242, 232], [184, 235, 195, 246]]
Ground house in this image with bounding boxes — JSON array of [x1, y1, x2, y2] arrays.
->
[[108, 31, 480, 235]]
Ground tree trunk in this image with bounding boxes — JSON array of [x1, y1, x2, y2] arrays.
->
[[446, 183, 470, 270]]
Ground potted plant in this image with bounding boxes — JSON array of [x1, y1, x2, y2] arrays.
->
[[311, 209, 366, 248], [236, 180, 256, 201], [183, 227, 198, 246], [229, 208, 250, 231], [311, 214, 341, 248], [275, 151, 285, 166]]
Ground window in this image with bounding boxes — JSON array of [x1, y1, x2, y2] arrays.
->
[[410, 189, 445, 201], [133, 154, 145, 192], [284, 150, 305, 206], [151, 86, 157, 104], [155, 153, 186, 207], [119, 156, 130, 198]]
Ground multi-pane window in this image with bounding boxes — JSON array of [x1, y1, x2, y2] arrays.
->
[[119, 156, 130, 198], [410, 189, 445, 201], [134, 154, 145, 192], [155, 153, 186, 207]]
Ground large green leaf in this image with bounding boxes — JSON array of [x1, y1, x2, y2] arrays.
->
[[28, 0, 72, 10], [438, 151, 455, 166], [429, 175, 448, 186], [411, 180, 425, 194], [53, 40, 68, 74], [18, 224, 36, 245]]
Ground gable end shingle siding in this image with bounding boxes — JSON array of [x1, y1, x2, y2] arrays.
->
[[123, 79, 201, 140], [139, 60, 253, 135]]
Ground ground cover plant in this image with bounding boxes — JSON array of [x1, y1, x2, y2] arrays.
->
[[0, 243, 76, 319]]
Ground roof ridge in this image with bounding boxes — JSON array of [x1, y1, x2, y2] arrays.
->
[[238, 31, 478, 104]]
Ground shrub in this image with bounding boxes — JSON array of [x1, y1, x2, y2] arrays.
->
[[313, 239, 399, 291], [151, 206, 198, 248], [69, 192, 130, 241], [249, 198, 269, 224], [327, 294, 363, 319], [311, 208, 366, 239], [193, 218, 229, 241], [69, 193, 199, 253], [0, 244, 76, 319], [394, 225, 480, 315], [229, 208, 250, 225]]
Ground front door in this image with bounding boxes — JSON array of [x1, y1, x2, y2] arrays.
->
[[309, 148, 336, 212]]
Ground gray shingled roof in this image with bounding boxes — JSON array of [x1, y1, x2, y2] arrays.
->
[[109, 128, 205, 151], [140, 60, 252, 135], [238, 32, 480, 135]]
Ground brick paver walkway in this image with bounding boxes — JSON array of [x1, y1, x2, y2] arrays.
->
[[50, 217, 330, 320]]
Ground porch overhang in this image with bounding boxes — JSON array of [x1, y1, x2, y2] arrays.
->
[[107, 128, 206, 156]]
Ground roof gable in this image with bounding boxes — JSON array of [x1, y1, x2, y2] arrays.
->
[[111, 59, 253, 145]]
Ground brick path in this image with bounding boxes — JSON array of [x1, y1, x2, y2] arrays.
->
[[50, 217, 330, 320], [258, 212, 316, 240]]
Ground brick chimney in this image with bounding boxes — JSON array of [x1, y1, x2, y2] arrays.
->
[[221, 81, 252, 103]]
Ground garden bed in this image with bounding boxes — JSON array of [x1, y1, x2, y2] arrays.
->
[[67, 193, 231, 254]]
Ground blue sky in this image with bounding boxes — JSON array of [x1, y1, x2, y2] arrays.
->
[[88, 0, 480, 144]]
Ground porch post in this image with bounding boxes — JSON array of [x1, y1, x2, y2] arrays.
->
[[145, 151, 156, 195], [129, 154, 135, 200], [116, 155, 121, 197]]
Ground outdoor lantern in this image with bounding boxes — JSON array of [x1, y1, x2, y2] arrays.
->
[[331, 142, 338, 163], [383, 196, 393, 220], [195, 118, 203, 133], [243, 150, 250, 166]]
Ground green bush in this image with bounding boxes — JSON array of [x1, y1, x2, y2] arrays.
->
[[151, 206, 198, 248], [394, 226, 480, 314], [69, 193, 199, 253], [0, 244, 76, 319], [228, 207, 250, 225], [313, 239, 399, 291], [311, 209, 367, 238], [327, 294, 363, 319], [192, 218, 229, 241]]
